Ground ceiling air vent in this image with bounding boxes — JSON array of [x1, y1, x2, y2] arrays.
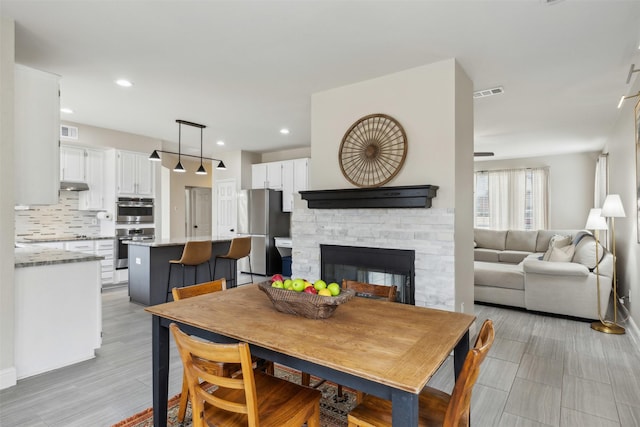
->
[[473, 86, 504, 99], [60, 124, 78, 140]]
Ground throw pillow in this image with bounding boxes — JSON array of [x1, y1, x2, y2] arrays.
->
[[548, 244, 575, 262], [542, 234, 572, 261], [572, 234, 605, 270]]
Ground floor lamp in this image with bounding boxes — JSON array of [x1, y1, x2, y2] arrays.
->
[[585, 209, 609, 331], [593, 194, 626, 335]]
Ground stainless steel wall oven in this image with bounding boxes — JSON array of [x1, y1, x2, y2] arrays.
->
[[116, 197, 154, 224], [115, 227, 155, 269]]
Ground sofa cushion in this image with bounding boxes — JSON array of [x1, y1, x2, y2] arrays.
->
[[474, 229, 507, 250], [506, 230, 538, 252], [474, 261, 524, 290], [548, 244, 575, 262], [474, 248, 500, 263], [572, 234, 605, 270], [498, 250, 532, 264], [536, 230, 579, 252], [542, 234, 573, 261]]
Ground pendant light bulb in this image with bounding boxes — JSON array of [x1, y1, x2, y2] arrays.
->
[[196, 164, 207, 175], [149, 150, 161, 161], [173, 161, 185, 173], [216, 161, 227, 170]]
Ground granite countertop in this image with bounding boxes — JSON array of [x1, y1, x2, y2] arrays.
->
[[17, 235, 115, 243], [15, 246, 104, 268], [125, 236, 231, 248]]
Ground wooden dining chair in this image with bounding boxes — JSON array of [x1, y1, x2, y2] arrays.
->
[[166, 240, 212, 301], [301, 280, 398, 402], [170, 323, 321, 427], [172, 278, 233, 423], [213, 236, 253, 288], [347, 319, 495, 427]]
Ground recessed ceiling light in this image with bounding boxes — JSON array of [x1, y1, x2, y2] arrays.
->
[[280, 128, 290, 135], [216, 140, 225, 146], [60, 108, 74, 114], [115, 79, 133, 87]]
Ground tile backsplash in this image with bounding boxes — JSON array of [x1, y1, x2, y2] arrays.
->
[[15, 192, 101, 239]]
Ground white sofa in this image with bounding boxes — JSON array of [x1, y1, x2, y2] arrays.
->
[[474, 228, 612, 320]]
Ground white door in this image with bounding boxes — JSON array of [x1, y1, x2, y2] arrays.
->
[[216, 179, 237, 238], [193, 187, 212, 237]]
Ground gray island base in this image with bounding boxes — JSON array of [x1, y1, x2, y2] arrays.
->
[[126, 238, 233, 306]]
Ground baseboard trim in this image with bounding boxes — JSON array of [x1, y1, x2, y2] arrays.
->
[[0, 367, 17, 390], [620, 303, 640, 348]]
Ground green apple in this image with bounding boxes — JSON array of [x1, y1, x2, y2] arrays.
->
[[313, 279, 327, 291], [283, 279, 293, 288], [327, 282, 341, 296], [292, 278, 306, 292], [271, 280, 284, 289]]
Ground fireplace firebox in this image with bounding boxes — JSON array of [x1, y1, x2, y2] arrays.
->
[[320, 244, 415, 305]]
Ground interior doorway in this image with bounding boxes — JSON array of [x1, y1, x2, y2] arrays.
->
[[185, 186, 212, 238], [215, 179, 237, 239]]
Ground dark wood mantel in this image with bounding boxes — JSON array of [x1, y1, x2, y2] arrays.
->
[[299, 185, 438, 209]]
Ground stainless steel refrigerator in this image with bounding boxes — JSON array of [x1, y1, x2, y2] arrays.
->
[[237, 189, 291, 276]]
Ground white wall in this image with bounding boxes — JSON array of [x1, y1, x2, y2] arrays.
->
[[310, 59, 461, 208], [261, 147, 311, 163], [604, 78, 640, 332], [307, 59, 474, 314], [0, 17, 16, 389], [474, 151, 600, 229]]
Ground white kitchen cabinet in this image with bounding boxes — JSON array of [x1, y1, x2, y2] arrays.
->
[[266, 161, 283, 190], [293, 158, 309, 193], [14, 64, 60, 206], [117, 150, 155, 196], [65, 239, 114, 285], [59, 145, 86, 182], [251, 161, 283, 190], [251, 163, 267, 189], [282, 161, 294, 212], [79, 148, 105, 210]]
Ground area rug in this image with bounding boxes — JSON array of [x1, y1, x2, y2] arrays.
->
[[112, 365, 356, 427]]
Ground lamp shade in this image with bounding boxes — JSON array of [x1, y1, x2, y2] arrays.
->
[[195, 164, 207, 175], [601, 194, 626, 218], [173, 161, 185, 173], [585, 208, 608, 230], [216, 161, 227, 170], [149, 150, 161, 161]]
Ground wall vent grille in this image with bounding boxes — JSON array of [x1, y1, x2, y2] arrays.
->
[[60, 124, 78, 140], [473, 86, 504, 99]]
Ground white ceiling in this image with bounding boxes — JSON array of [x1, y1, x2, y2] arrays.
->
[[2, 1, 640, 161]]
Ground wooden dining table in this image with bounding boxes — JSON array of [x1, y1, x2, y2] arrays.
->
[[145, 283, 476, 426]]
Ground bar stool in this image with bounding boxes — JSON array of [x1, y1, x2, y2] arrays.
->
[[166, 240, 212, 301], [213, 236, 252, 288]]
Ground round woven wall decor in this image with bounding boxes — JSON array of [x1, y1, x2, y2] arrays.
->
[[338, 114, 407, 188]]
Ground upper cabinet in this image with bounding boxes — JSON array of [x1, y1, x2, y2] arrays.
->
[[79, 148, 105, 210], [251, 158, 309, 212], [60, 145, 86, 182], [117, 150, 155, 197], [14, 64, 60, 206]]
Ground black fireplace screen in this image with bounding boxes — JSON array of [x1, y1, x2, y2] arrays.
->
[[320, 244, 415, 305]]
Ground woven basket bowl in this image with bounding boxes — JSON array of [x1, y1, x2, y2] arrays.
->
[[258, 282, 355, 319]]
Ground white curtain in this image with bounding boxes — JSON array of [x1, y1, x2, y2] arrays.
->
[[476, 167, 548, 230]]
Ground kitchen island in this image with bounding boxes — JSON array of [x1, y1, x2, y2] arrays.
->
[[14, 246, 103, 380], [126, 237, 233, 306]]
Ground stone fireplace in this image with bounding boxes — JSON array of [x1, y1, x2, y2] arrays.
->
[[291, 195, 455, 311]]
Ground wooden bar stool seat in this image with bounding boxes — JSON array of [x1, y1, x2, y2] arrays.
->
[[213, 236, 252, 288], [166, 240, 212, 302]]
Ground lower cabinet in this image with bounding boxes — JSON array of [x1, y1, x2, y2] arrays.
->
[[32, 240, 114, 286]]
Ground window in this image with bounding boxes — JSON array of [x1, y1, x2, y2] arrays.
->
[[474, 168, 548, 230]]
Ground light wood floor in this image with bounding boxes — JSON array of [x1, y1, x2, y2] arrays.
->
[[1, 284, 639, 427]]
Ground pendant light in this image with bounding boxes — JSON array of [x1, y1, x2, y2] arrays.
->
[[173, 120, 186, 173], [195, 126, 207, 175], [148, 119, 227, 174]]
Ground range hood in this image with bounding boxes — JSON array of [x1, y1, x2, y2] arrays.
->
[[60, 181, 90, 191]]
